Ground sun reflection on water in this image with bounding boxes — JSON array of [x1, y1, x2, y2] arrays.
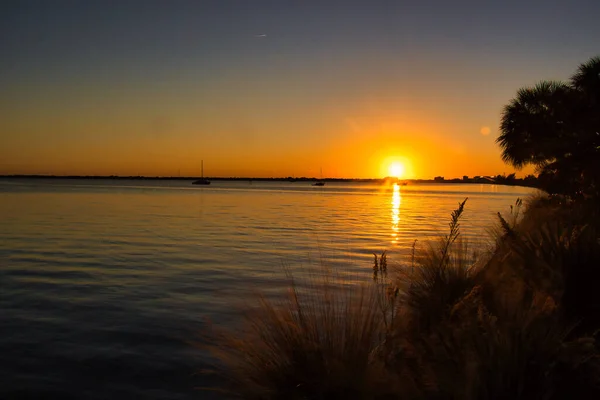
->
[[391, 183, 401, 244]]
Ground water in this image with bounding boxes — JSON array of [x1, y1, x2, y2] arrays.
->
[[0, 179, 536, 399]]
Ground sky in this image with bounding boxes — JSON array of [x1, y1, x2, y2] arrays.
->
[[1, 0, 599, 179]]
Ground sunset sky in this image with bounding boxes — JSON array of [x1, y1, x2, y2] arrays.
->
[[1, 0, 599, 178]]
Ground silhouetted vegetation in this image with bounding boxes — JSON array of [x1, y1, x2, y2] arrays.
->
[[498, 56, 600, 198]]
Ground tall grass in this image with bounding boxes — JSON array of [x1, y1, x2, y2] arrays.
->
[[207, 195, 600, 399], [495, 194, 600, 335], [208, 267, 393, 399], [396, 199, 481, 333], [413, 291, 591, 400]]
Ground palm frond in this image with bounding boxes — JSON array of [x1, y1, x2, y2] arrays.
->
[[571, 56, 600, 95]]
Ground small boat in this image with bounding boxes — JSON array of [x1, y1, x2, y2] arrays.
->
[[312, 167, 325, 186], [192, 160, 210, 185]]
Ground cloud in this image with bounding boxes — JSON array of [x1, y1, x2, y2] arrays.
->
[[480, 126, 491, 136], [254, 34, 267, 38]]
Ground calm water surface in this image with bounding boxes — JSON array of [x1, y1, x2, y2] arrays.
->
[[0, 179, 537, 399]]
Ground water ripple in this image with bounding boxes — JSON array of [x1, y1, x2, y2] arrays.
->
[[0, 180, 536, 399]]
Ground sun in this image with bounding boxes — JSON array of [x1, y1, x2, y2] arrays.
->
[[389, 162, 405, 178]]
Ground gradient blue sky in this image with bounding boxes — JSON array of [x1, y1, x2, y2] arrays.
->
[[1, 0, 599, 178]]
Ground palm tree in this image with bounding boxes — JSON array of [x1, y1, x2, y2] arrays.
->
[[497, 56, 600, 197], [572, 56, 600, 100]]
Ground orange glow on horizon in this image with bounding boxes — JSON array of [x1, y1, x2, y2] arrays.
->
[[0, 133, 533, 179], [0, 95, 533, 179], [377, 154, 415, 179], [389, 162, 405, 178]]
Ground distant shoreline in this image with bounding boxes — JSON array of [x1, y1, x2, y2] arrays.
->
[[0, 175, 540, 188]]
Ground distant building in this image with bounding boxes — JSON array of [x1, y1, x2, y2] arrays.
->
[[463, 175, 469, 181], [434, 176, 445, 182]]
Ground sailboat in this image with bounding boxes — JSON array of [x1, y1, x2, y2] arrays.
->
[[192, 160, 210, 185], [312, 167, 325, 186]]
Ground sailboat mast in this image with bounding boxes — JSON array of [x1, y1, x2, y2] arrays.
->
[[201, 160, 204, 178]]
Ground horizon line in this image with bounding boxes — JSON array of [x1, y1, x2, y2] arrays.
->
[[0, 174, 530, 182]]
